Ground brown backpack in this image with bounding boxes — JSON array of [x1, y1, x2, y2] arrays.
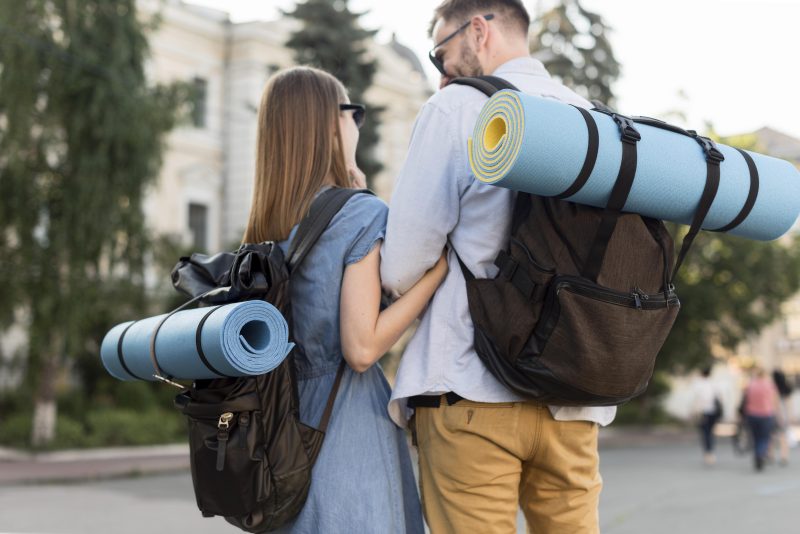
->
[[452, 76, 726, 405]]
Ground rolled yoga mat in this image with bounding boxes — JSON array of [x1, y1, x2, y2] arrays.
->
[[100, 300, 293, 381], [468, 90, 800, 240]]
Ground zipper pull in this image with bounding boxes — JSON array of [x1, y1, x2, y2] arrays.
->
[[216, 412, 233, 471], [633, 286, 649, 310]]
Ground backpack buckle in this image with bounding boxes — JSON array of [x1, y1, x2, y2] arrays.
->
[[692, 134, 725, 165], [611, 113, 641, 144]]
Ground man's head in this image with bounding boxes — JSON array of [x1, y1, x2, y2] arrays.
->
[[428, 0, 530, 87]]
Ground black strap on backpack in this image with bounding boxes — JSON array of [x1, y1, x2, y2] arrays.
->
[[287, 186, 373, 432], [287, 187, 372, 272], [449, 76, 730, 287]]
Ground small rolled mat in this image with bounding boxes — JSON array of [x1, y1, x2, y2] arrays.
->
[[468, 90, 800, 241], [100, 300, 293, 381]]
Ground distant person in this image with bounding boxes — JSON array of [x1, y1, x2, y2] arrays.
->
[[771, 369, 793, 465], [743, 367, 780, 471], [691, 366, 721, 466]]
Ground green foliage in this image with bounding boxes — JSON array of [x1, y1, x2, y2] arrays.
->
[[284, 0, 384, 183], [0, 0, 189, 445], [0, 406, 185, 450], [530, 0, 620, 106]]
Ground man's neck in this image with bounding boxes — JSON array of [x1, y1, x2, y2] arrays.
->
[[485, 48, 529, 75]]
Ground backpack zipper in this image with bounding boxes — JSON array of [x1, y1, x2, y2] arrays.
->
[[216, 412, 234, 471], [553, 276, 679, 311]]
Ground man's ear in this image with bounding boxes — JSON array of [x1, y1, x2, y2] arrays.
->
[[470, 15, 490, 49]]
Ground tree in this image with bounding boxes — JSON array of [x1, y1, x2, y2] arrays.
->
[[0, 0, 187, 446], [530, 0, 621, 106], [284, 0, 383, 184]]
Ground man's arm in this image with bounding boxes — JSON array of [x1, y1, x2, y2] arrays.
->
[[381, 101, 465, 296]]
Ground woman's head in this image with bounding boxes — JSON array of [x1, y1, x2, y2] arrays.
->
[[243, 66, 362, 243]]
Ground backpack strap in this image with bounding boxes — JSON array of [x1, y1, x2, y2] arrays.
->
[[286, 186, 374, 431], [287, 187, 373, 272], [449, 75, 520, 95], [580, 111, 642, 282], [317, 360, 346, 433]]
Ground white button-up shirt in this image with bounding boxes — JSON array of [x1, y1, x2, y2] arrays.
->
[[381, 56, 616, 428]]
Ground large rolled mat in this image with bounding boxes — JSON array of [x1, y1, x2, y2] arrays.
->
[[100, 301, 293, 381], [468, 90, 800, 240]]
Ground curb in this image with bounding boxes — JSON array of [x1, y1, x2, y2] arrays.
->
[[0, 444, 190, 486]]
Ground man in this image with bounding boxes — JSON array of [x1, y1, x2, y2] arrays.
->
[[381, 1, 615, 532]]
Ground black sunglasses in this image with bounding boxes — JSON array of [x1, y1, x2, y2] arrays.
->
[[339, 103, 366, 129], [428, 13, 494, 76]]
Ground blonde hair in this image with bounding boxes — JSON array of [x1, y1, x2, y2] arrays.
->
[[243, 66, 352, 243]]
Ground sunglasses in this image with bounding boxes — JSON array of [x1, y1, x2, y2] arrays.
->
[[428, 13, 494, 76], [339, 103, 366, 129]]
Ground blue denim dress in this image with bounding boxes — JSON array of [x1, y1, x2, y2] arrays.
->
[[275, 190, 424, 534]]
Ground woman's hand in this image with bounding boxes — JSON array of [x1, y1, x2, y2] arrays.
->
[[429, 250, 449, 285], [348, 164, 367, 189]]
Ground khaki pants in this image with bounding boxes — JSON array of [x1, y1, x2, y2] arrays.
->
[[412, 399, 601, 534]]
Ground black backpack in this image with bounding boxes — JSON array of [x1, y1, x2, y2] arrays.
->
[[168, 187, 368, 532], [451, 76, 732, 406]]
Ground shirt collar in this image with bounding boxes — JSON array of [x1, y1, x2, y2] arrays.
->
[[491, 56, 550, 78]]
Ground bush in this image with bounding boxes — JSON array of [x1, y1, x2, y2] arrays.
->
[[0, 406, 186, 449], [84, 408, 185, 447]]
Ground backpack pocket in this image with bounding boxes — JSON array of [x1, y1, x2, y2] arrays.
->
[[465, 240, 556, 364], [182, 396, 269, 517], [523, 276, 680, 400]]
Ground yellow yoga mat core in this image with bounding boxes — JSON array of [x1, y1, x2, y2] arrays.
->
[[483, 116, 507, 151]]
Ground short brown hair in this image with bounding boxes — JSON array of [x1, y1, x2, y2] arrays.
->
[[429, 0, 530, 38]]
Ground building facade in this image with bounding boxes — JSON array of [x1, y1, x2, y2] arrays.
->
[[139, 0, 431, 253]]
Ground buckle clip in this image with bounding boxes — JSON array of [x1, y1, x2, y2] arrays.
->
[[693, 135, 725, 165], [611, 113, 641, 144]]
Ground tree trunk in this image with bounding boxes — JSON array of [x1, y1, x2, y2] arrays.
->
[[31, 355, 59, 447]]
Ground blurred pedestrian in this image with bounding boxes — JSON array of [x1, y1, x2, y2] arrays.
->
[[691, 366, 722, 466], [743, 367, 780, 471], [771, 369, 793, 465]]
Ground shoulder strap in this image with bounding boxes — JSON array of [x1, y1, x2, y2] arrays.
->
[[449, 75, 520, 97], [285, 187, 373, 433], [317, 359, 346, 433], [286, 187, 374, 272]]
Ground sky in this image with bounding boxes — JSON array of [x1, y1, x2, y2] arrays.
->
[[185, 0, 800, 140]]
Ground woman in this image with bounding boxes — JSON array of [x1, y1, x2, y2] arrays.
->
[[242, 66, 444, 533], [743, 367, 780, 471]]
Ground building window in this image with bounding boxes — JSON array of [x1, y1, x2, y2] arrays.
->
[[188, 203, 208, 252], [191, 77, 207, 128]]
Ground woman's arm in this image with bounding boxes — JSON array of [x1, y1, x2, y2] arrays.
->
[[340, 244, 447, 373]]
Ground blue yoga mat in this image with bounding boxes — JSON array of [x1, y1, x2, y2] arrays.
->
[[468, 90, 800, 240], [100, 301, 293, 381]]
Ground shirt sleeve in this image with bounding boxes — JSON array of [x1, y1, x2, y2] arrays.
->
[[381, 101, 467, 296], [341, 193, 389, 266]]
